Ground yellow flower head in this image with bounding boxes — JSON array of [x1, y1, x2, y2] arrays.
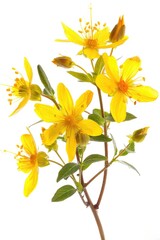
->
[[96, 53, 158, 122], [6, 57, 42, 116], [15, 130, 49, 197], [35, 83, 102, 161], [56, 16, 128, 59]]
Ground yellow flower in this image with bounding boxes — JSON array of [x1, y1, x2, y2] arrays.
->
[[96, 53, 158, 122], [35, 83, 102, 161], [6, 57, 42, 116], [15, 130, 49, 197], [56, 18, 128, 59]]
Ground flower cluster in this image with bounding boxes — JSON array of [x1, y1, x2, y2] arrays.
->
[[2, 9, 159, 240]]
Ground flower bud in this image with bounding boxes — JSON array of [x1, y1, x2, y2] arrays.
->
[[129, 127, 149, 143], [76, 131, 90, 146], [52, 56, 75, 68], [110, 16, 125, 43]]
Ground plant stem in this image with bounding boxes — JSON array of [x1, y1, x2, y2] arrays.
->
[[76, 150, 106, 240], [41, 93, 60, 109], [95, 87, 109, 209]]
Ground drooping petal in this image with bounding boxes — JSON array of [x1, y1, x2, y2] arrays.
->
[[102, 53, 119, 82], [83, 48, 100, 59], [24, 166, 38, 197], [61, 23, 84, 45], [57, 83, 74, 115], [99, 36, 128, 48], [110, 91, 127, 122], [24, 57, 33, 83], [34, 104, 63, 122], [78, 119, 102, 136], [66, 127, 77, 162], [129, 85, 159, 102], [96, 74, 117, 95], [42, 123, 66, 146], [75, 90, 93, 115], [9, 96, 29, 116], [121, 56, 141, 81], [21, 133, 37, 155], [94, 27, 110, 45]]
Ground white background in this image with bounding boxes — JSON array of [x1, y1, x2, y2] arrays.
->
[[0, 0, 160, 239]]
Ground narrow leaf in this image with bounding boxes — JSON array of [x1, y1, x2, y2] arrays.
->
[[57, 163, 80, 182], [90, 134, 112, 142], [116, 160, 140, 175], [37, 65, 55, 96], [106, 112, 136, 122], [110, 134, 118, 156], [88, 113, 105, 126], [52, 185, 77, 202], [94, 56, 104, 75], [68, 71, 94, 83]]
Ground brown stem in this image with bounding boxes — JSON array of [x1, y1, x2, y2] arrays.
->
[[95, 87, 109, 209], [76, 150, 106, 240]]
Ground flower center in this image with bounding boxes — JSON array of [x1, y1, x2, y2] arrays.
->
[[65, 115, 76, 127], [85, 38, 98, 48], [118, 79, 128, 93]]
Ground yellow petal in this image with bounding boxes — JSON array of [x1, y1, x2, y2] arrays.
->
[[57, 83, 74, 115], [66, 127, 77, 162], [110, 91, 127, 122], [99, 36, 128, 48], [96, 74, 117, 95], [102, 53, 119, 81], [83, 48, 100, 59], [21, 133, 37, 155], [24, 57, 33, 83], [61, 23, 84, 45], [94, 27, 110, 45], [121, 56, 141, 81], [24, 166, 38, 197], [17, 157, 33, 173], [42, 123, 65, 146], [129, 85, 159, 102], [75, 90, 93, 115], [9, 96, 29, 116], [34, 104, 63, 122], [78, 119, 102, 136]]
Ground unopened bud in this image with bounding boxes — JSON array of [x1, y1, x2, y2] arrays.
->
[[129, 127, 149, 143], [110, 16, 125, 43], [76, 131, 90, 146], [52, 56, 75, 68]]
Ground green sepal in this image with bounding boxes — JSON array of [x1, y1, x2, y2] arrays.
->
[[68, 71, 94, 83], [94, 56, 104, 75], [119, 141, 135, 156], [88, 113, 105, 126], [116, 160, 140, 175], [37, 151, 49, 167], [51, 185, 77, 202], [57, 163, 80, 182], [90, 134, 112, 142], [37, 65, 55, 97], [83, 154, 106, 170], [30, 84, 42, 101]]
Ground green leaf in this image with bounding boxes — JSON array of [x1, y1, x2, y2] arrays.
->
[[119, 141, 135, 156], [116, 160, 140, 175], [52, 185, 77, 202], [37, 65, 55, 96], [75, 181, 83, 193], [110, 134, 118, 156], [68, 71, 94, 83], [90, 134, 112, 142], [88, 113, 105, 126], [57, 163, 80, 182], [94, 56, 104, 75], [83, 154, 106, 170], [105, 112, 136, 122]]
